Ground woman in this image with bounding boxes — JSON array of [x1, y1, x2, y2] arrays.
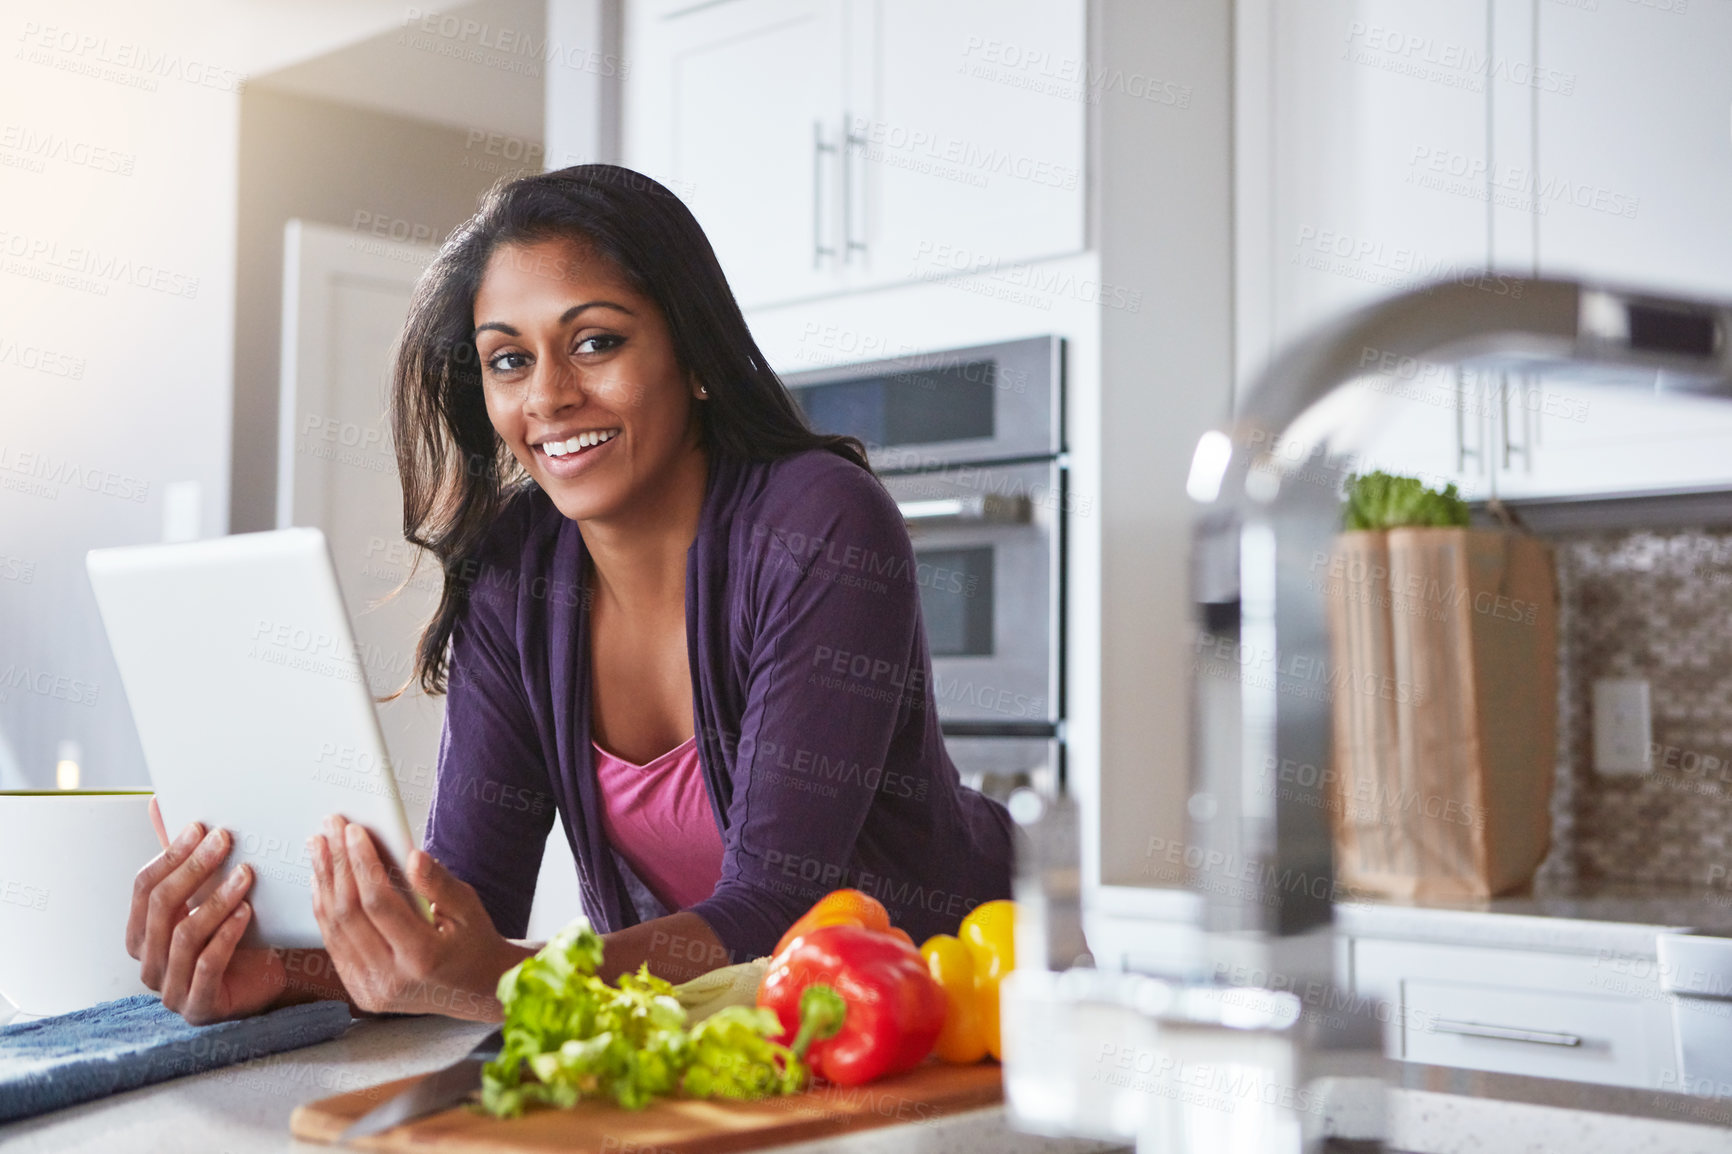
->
[[126, 164, 1015, 1025]]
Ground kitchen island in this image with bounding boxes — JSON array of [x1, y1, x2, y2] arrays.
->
[[0, 1010, 1123, 1154], [10, 994, 1732, 1152]]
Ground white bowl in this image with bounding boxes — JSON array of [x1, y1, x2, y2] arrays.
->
[[0, 791, 162, 1016]]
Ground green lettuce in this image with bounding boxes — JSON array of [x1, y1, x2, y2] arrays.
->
[[476, 919, 802, 1118]]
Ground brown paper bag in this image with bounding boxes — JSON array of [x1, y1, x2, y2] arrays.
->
[[1322, 527, 1557, 900]]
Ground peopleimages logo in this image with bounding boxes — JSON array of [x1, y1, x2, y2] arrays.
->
[[0, 123, 136, 175], [1341, 21, 1576, 94], [0, 444, 149, 503], [14, 21, 248, 94], [0, 665, 99, 707], [0, 228, 200, 299], [0, 334, 85, 379]]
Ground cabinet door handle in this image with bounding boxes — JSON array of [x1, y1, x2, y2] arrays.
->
[[1500, 372, 1532, 472], [1455, 368, 1485, 475], [843, 112, 867, 263], [813, 121, 838, 269], [1430, 1018, 1582, 1047]]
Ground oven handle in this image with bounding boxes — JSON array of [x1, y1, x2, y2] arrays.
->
[[896, 494, 1031, 526]]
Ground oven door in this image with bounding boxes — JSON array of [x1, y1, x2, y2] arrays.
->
[[784, 336, 1062, 469], [882, 461, 1062, 730]]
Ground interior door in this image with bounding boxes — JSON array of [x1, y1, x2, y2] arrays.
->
[[277, 220, 582, 938]]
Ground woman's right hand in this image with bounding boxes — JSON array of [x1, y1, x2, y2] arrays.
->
[[127, 796, 290, 1025]]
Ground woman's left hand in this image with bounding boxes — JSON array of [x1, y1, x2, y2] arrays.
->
[[307, 815, 533, 1021]]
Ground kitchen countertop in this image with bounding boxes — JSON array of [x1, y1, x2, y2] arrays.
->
[[1373, 1060, 1732, 1154], [0, 1011, 1125, 1154], [1335, 882, 1732, 957], [13, 1001, 1732, 1152]]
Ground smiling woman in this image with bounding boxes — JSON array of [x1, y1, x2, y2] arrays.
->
[[129, 164, 1016, 1026]]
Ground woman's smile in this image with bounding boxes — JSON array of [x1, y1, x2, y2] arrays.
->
[[532, 426, 622, 477]]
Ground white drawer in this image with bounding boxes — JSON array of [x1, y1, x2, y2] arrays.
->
[[1401, 979, 1659, 1088]]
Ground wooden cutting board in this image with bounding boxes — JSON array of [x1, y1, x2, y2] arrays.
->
[[290, 1060, 1003, 1152]]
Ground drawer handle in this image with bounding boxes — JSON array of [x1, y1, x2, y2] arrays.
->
[[1430, 1018, 1583, 1048]]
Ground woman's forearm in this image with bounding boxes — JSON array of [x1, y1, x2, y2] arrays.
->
[[597, 910, 731, 985]]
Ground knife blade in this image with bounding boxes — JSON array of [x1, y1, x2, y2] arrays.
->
[[338, 1026, 505, 1142]]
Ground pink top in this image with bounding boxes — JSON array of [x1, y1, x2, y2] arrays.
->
[[591, 735, 725, 913]]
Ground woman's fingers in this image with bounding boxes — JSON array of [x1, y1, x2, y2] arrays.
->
[[139, 825, 232, 988], [344, 825, 435, 971], [405, 850, 487, 940], [158, 863, 252, 1012], [312, 817, 399, 1005], [309, 826, 353, 950], [178, 903, 252, 1026], [128, 820, 204, 960], [320, 816, 363, 917]]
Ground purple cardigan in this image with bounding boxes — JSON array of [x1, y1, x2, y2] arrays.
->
[[422, 447, 1016, 962]]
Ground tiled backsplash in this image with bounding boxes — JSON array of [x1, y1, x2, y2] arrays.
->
[[1537, 527, 1732, 891]]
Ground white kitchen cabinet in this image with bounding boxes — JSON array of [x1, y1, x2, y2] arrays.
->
[[1345, 363, 1732, 502], [623, 0, 855, 310], [1337, 367, 1499, 503], [621, 0, 1085, 311], [1253, 0, 1491, 366], [1530, 0, 1732, 302], [1242, 0, 1494, 499], [863, 0, 1086, 290], [1244, 0, 1732, 502], [1482, 0, 1732, 498], [1352, 937, 1678, 1089], [1489, 368, 1732, 499]]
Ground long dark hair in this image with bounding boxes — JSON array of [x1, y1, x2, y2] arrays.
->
[[384, 164, 869, 699]]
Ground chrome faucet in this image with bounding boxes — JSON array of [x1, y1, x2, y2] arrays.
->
[[1001, 278, 1732, 1153]]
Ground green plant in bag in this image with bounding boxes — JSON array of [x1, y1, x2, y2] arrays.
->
[[1342, 470, 1469, 531]]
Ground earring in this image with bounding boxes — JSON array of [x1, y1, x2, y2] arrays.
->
[[698, 384, 709, 397]]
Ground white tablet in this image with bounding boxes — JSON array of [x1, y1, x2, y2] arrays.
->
[[86, 527, 430, 949]]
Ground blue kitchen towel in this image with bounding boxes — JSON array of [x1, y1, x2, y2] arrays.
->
[[0, 992, 354, 1122]]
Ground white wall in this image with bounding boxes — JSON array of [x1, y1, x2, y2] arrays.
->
[[1090, 0, 1236, 892], [231, 86, 543, 533], [1, 12, 243, 788], [0, 1, 509, 788]]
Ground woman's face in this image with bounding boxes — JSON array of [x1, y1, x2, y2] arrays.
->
[[471, 234, 704, 523]]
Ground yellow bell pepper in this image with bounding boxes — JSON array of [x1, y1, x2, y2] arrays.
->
[[920, 899, 1017, 1064], [918, 934, 987, 1064], [959, 899, 1015, 1061]]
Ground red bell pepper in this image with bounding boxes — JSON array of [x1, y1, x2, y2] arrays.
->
[[757, 923, 948, 1086]]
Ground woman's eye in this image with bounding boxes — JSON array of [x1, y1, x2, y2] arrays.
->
[[486, 350, 530, 374], [575, 334, 623, 355]]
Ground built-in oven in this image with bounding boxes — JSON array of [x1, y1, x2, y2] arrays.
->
[[783, 336, 1065, 798]]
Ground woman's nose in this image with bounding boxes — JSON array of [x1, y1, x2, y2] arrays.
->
[[523, 358, 585, 417]]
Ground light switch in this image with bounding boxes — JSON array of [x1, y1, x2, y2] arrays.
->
[[1594, 678, 1652, 775]]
